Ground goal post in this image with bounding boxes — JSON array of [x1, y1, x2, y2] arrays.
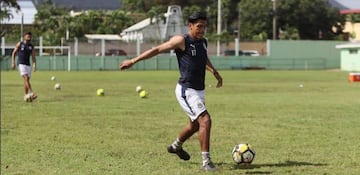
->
[[40, 46, 71, 71]]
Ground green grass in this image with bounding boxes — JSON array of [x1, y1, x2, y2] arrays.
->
[[1, 70, 360, 175]]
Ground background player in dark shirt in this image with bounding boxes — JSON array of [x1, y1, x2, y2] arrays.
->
[[11, 32, 37, 100]]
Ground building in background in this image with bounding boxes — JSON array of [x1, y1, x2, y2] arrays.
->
[[120, 5, 187, 42], [330, 0, 360, 41], [340, 9, 360, 41]]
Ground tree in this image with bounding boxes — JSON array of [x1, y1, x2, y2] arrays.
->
[[277, 0, 345, 40], [0, 0, 20, 20], [146, 5, 167, 42], [1, 0, 20, 37], [34, 0, 134, 45], [238, 0, 345, 40], [33, 0, 69, 45], [122, 0, 149, 12], [238, 0, 272, 40]]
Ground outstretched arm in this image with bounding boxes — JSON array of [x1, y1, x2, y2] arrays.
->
[[120, 35, 185, 70], [206, 57, 223, 88]]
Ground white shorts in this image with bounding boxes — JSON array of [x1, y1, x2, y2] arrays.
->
[[175, 83, 207, 122], [18, 64, 32, 78]]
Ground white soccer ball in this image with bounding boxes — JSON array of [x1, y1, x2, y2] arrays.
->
[[54, 83, 61, 90], [51, 76, 56, 81], [232, 143, 255, 164], [135, 85, 143, 93], [23, 94, 32, 102]]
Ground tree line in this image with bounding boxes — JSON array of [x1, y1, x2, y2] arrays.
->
[[1, 0, 360, 45]]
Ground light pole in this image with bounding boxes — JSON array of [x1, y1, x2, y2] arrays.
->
[[272, 0, 277, 40], [217, 0, 221, 56]]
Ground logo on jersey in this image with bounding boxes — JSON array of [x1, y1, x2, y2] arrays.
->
[[190, 44, 196, 56], [203, 43, 208, 54]]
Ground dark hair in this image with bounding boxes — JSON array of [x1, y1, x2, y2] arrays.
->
[[188, 12, 207, 23], [24, 32, 32, 36]]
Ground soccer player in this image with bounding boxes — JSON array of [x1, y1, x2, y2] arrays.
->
[[120, 12, 223, 171], [11, 32, 37, 100]]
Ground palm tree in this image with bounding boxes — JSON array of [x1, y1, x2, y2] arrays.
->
[[147, 6, 166, 43], [0, 0, 20, 20], [1, 0, 20, 37]]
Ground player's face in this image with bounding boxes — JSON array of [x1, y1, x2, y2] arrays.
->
[[189, 20, 207, 40], [24, 34, 32, 42]]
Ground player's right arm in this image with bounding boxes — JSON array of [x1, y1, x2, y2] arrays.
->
[[11, 42, 20, 70], [120, 35, 185, 70]]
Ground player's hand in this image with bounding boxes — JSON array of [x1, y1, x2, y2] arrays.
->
[[119, 59, 134, 70], [214, 71, 223, 88], [33, 64, 37, 72], [11, 63, 15, 70]]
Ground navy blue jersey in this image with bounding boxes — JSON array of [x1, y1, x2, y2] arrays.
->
[[175, 34, 208, 90], [17, 42, 34, 66]]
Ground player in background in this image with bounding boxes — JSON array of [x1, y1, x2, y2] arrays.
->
[[12, 32, 37, 100], [120, 12, 222, 171]]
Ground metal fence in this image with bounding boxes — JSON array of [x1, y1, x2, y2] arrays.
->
[[1, 55, 329, 71], [1, 39, 342, 71]]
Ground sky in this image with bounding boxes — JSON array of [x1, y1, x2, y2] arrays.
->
[[335, 0, 360, 9]]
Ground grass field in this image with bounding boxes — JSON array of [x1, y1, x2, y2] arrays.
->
[[1, 70, 360, 175]]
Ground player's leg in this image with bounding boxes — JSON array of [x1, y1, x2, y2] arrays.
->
[[19, 64, 37, 99], [197, 111, 216, 171], [22, 75, 37, 99], [197, 111, 211, 152], [178, 119, 199, 142], [167, 120, 197, 161], [167, 84, 202, 160], [22, 74, 31, 94]]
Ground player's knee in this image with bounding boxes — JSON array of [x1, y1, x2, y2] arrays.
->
[[198, 112, 211, 127], [23, 75, 30, 80]]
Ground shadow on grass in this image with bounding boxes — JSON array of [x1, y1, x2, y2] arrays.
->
[[231, 160, 327, 169], [212, 160, 327, 174]]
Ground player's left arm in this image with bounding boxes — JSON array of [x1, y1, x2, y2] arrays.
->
[[32, 46, 37, 72], [206, 56, 222, 88]]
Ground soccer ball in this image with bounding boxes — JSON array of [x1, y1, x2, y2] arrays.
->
[[135, 85, 142, 93], [54, 83, 61, 90], [97, 88, 105, 96], [139, 90, 147, 98], [232, 143, 255, 164], [23, 94, 32, 102]]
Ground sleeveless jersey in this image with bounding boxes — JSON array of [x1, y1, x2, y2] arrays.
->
[[175, 34, 208, 90], [17, 42, 34, 66]]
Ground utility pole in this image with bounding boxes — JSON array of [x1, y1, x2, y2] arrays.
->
[[21, 13, 24, 40], [272, 0, 277, 40], [235, 8, 241, 56], [217, 0, 221, 56]]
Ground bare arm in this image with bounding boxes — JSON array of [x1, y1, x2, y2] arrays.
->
[[206, 57, 223, 88], [11, 42, 20, 70], [120, 35, 185, 70], [32, 46, 37, 72]]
